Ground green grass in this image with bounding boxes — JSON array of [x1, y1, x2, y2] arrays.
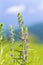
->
[[0, 40, 43, 65]]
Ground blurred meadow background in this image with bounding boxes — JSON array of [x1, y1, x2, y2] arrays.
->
[[0, 0, 43, 65]]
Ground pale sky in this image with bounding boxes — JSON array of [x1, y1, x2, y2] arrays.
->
[[0, 0, 43, 27]]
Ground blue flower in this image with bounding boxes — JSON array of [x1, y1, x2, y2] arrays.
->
[[26, 39, 28, 43], [10, 53, 13, 57]]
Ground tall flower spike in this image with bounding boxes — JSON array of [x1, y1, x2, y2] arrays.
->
[[24, 27, 29, 62], [9, 25, 15, 64], [9, 25, 15, 44], [17, 12, 29, 64], [17, 12, 25, 64], [0, 23, 4, 41]]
